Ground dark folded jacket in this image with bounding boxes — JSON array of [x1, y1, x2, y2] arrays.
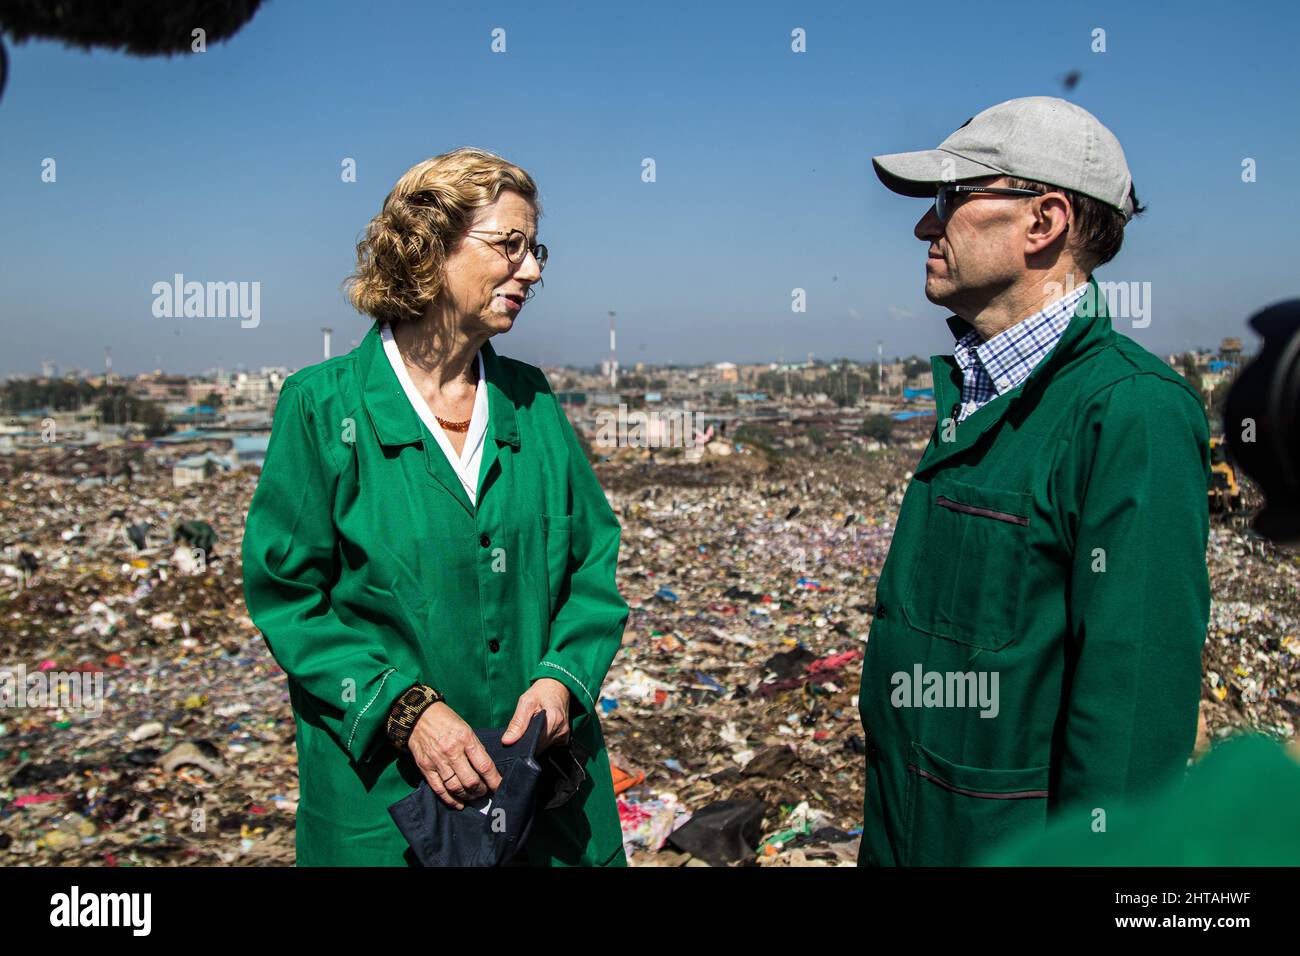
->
[[388, 711, 588, 867]]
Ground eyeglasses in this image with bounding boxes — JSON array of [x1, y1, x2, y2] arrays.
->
[[405, 192, 548, 271], [466, 229, 548, 271], [934, 184, 1044, 225]]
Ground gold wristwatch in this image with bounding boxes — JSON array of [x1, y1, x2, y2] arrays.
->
[[386, 683, 445, 752]]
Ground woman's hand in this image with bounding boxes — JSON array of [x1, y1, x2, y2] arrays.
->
[[501, 677, 571, 753], [408, 702, 502, 810]]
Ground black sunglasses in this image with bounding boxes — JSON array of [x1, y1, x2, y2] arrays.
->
[[935, 183, 1044, 224]]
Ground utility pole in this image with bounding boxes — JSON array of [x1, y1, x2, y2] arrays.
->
[[608, 311, 617, 390]]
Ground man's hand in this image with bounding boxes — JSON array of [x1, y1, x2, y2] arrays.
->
[[408, 701, 502, 810], [501, 677, 571, 752]]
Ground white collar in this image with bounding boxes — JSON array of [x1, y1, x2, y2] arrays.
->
[[378, 323, 489, 499]]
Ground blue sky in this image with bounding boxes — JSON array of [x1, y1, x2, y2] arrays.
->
[[1, 0, 1296, 376]]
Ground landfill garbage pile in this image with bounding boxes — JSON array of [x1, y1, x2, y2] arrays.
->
[[597, 453, 909, 867], [1, 465, 298, 865], [1, 446, 1296, 866], [1200, 525, 1300, 746]]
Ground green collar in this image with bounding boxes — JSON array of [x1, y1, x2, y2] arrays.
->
[[921, 275, 1114, 473], [357, 321, 520, 450]]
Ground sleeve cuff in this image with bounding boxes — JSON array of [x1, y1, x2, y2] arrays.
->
[[343, 666, 419, 764], [531, 654, 598, 714]]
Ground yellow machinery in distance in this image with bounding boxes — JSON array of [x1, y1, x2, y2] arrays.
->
[[1209, 436, 1243, 513]]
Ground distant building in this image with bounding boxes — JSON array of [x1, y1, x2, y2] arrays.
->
[[231, 435, 270, 468], [167, 404, 220, 425], [880, 363, 907, 392], [173, 452, 235, 488], [232, 373, 271, 404], [231, 369, 286, 405], [133, 376, 190, 403], [222, 409, 273, 428], [187, 380, 232, 405]]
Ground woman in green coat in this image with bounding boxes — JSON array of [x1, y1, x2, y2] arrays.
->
[[241, 148, 629, 866]]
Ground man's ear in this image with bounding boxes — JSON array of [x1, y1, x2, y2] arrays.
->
[[1026, 193, 1071, 255]]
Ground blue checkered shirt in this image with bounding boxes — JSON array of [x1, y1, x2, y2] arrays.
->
[[951, 283, 1089, 423]]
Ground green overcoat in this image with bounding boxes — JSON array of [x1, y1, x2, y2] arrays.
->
[[858, 277, 1211, 866], [242, 323, 629, 866]]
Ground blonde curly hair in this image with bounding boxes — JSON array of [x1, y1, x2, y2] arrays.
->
[[345, 147, 540, 325]]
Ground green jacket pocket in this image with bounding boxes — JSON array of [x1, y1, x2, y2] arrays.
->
[[540, 513, 573, 619], [901, 477, 1031, 651], [904, 740, 1049, 866]]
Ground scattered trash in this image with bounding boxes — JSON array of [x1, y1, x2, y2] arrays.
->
[[0, 465, 295, 864], [12, 793, 66, 808], [128, 721, 164, 742], [611, 765, 645, 795], [618, 793, 686, 855], [159, 742, 229, 778], [665, 798, 768, 867], [741, 745, 799, 779], [2, 442, 1293, 867]]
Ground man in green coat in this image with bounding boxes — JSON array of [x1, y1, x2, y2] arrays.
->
[[241, 324, 629, 867], [858, 97, 1211, 865]]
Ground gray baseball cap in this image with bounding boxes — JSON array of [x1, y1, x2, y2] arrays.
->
[[872, 96, 1135, 221]]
